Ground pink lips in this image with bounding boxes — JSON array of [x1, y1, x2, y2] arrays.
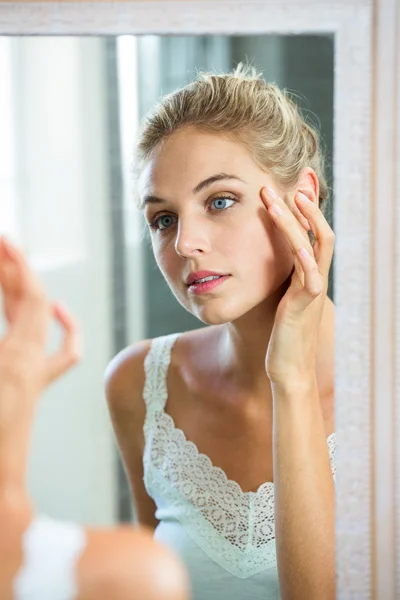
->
[[185, 270, 226, 286], [187, 274, 230, 295]]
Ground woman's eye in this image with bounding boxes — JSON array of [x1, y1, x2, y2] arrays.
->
[[152, 214, 177, 231], [150, 197, 235, 231], [210, 197, 236, 211]]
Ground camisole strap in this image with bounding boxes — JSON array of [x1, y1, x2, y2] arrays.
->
[[143, 333, 181, 415]]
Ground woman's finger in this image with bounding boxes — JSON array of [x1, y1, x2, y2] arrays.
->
[[0, 238, 42, 297], [261, 187, 315, 262], [294, 193, 335, 278], [285, 247, 324, 314], [292, 254, 305, 290], [0, 238, 50, 344], [298, 246, 324, 294], [46, 302, 82, 383]]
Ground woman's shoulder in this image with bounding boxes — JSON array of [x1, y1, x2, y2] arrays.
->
[[103, 333, 181, 409], [104, 326, 218, 409], [77, 525, 189, 600], [104, 339, 152, 407]]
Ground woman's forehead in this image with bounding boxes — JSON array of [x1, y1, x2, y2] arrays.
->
[[139, 130, 260, 195]]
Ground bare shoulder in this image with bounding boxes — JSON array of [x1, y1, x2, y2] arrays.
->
[[76, 525, 189, 600], [104, 329, 214, 415], [104, 333, 215, 528], [104, 339, 157, 528], [104, 339, 153, 412]]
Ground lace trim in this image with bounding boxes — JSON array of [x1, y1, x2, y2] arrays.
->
[[145, 463, 278, 578], [150, 409, 336, 497], [144, 408, 336, 577], [143, 333, 180, 414], [143, 334, 337, 578]]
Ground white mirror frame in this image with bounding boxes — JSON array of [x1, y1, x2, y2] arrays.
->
[[0, 1, 398, 598]]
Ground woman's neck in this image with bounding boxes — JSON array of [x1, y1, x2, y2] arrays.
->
[[216, 279, 289, 394], [216, 288, 335, 401]]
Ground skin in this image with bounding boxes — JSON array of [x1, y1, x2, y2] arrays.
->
[[0, 239, 189, 600], [140, 125, 334, 403], [135, 124, 335, 599], [0, 122, 334, 599]]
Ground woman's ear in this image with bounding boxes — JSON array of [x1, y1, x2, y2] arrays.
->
[[290, 167, 319, 231], [297, 167, 319, 204]]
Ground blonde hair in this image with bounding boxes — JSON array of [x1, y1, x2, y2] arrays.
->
[[134, 64, 329, 211]]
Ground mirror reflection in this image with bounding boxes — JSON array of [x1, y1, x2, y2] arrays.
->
[[0, 33, 335, 600]]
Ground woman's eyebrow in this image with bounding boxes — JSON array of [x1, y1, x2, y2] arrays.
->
[[143, 194, 166, 207], [142, 173, 246, 207], [192, 173, 247, 194]]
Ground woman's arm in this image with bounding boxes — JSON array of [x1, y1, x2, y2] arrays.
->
[[105, 343, 161, 531], [0, 236, 80, 507], [0, 237, 189, 600], [261, 183, 336, 600], [272, 378, 335, 600]]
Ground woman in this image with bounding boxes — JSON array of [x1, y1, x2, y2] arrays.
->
[[0, 237, 189, 600], [106, 65, 336, 600]]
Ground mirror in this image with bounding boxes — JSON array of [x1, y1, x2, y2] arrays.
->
[[2, 0, 398, 594], [0, 34, 334, 527]]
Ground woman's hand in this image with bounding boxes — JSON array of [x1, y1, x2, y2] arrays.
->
[[0, 237, 81, 404], [261, 187, 335, 386]]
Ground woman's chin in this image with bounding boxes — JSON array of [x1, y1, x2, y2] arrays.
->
[[194, 312, 232, 326], [189, 301, 251, 325], [175, 288, 268, 325]]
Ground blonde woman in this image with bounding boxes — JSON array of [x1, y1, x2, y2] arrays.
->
[[106, 65, 336, 600], [0, 238, 189, 600]]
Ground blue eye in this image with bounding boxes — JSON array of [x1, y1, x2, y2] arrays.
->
[[211, 197, 235, 211], [152, 214, 177, 231], [150, 196, 236, 232]]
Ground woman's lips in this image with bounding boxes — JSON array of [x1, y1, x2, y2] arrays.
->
[[187, 274, 230, 295]]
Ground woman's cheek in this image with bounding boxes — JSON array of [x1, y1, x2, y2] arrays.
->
[[155, 248, 181, 288], [152, 243, 170, 279]]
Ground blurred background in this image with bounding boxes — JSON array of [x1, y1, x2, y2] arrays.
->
[[0, 34, 334, 525]]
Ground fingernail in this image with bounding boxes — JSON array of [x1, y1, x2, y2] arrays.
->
[[271, 203, 284, 215], [266, 186, 279, 200], [1, 236, 14, 257], [297, 192, 311, 203], [54, 301, 69, 318], [299, 247, 311, 259]]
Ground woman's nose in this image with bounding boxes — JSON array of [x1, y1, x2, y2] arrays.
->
[[174, 219, 210, 258]]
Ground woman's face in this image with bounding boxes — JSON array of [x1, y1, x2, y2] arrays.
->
[[139, 126, 295, 325]]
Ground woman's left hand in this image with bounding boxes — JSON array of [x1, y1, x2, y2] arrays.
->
[[261, 187, 335, 386], [0, 237, 81, 403]]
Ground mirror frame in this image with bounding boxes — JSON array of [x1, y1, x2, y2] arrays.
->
[[0, 1, 398, 598]]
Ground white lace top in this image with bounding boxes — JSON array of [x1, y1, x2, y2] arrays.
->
[[142, 333, 336, 600], [13, 515, 86, 600]]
